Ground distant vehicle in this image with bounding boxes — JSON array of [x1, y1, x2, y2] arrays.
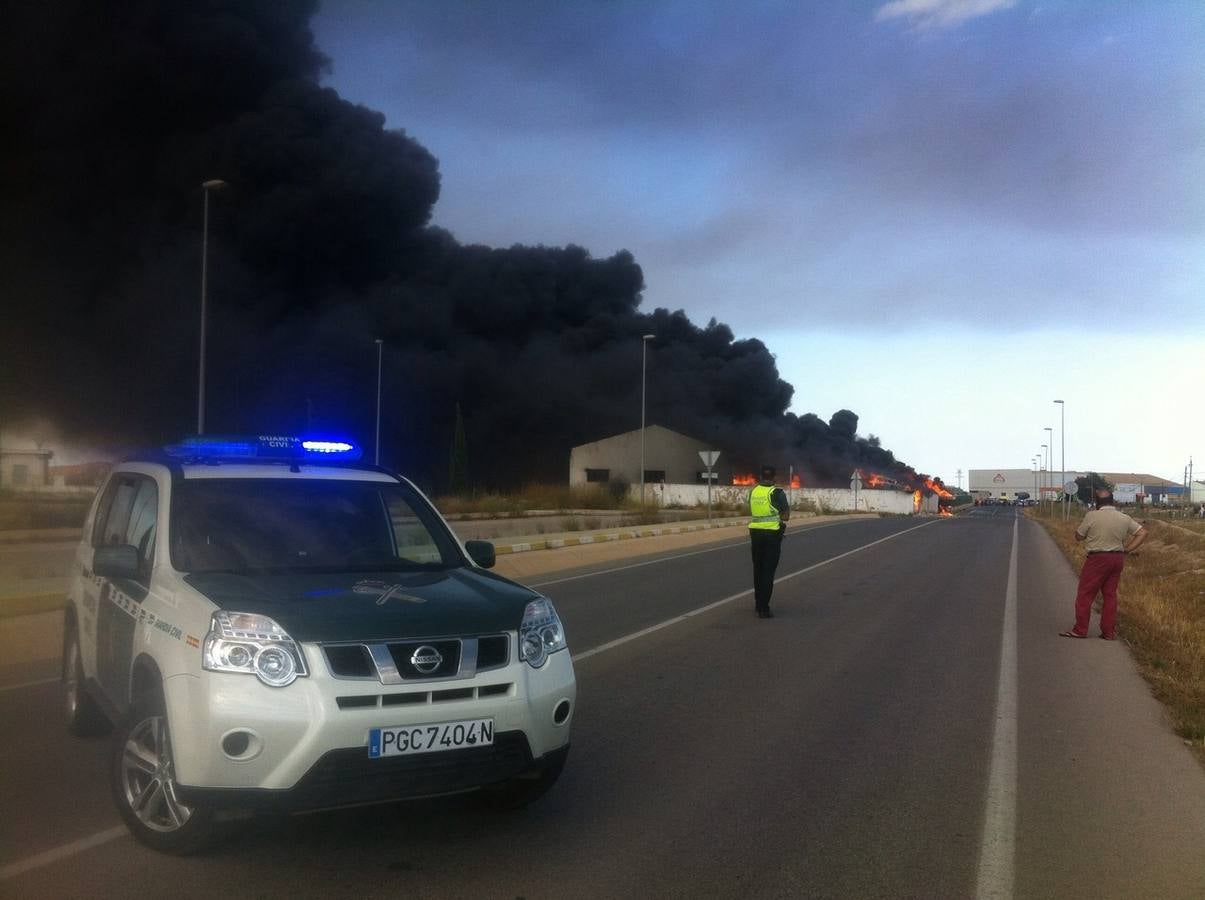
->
[[63, 435, 575, 852]]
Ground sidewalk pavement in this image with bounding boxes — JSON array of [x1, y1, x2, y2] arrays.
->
[[490, 514, 759, 555]]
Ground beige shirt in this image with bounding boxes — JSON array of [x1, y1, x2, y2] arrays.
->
[[1076, 506, 1141, 552]]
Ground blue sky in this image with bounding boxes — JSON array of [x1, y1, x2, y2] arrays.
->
[[314, 0, 1204, 485]]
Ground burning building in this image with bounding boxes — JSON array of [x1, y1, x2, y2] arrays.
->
[[569, 426, 735, 487]]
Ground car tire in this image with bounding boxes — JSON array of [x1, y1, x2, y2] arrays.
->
[[111, 688, 219, 855], [63, 621, 110, 737], [478, 748, 568, 810]]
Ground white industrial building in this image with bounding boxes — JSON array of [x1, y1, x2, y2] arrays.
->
[[968, 468, 1183, 503], [568, 426, 728, 487]]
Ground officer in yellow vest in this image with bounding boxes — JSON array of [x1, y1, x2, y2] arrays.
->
[[749, 465, 790, 618]]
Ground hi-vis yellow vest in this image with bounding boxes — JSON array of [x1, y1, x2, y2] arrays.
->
[[749, 484, 781, 530]]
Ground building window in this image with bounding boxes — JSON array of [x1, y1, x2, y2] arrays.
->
[[10, 465, 28, 486], [585, 468, 610, 483], [643, 470, 666, 484]]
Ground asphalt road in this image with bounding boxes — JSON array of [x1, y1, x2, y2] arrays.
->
[[2, 510, 1204, 898]]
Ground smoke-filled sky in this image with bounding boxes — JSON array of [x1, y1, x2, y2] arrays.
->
[[314, 0, 1205, 484], [4, 0, 942, 490], [3, 1, 1201, 489]]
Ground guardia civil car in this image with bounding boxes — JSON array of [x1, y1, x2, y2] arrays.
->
[[62, 436, 575, 853]]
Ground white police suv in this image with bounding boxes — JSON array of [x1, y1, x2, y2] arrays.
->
[[63, 436, 575, 853]]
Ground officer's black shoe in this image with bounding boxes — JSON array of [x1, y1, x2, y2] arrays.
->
[[756, 608, 774, 619]]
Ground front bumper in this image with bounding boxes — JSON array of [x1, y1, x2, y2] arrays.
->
[[164, 641, 575, 797], [176, 736, 569, 812]]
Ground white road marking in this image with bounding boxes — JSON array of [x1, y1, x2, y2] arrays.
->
[[572, 517, 943, 663], [0, 676, 59, 694], [975, 515, 1019, 900], [530, 517, 867, 588], [0, 826, 127, 881]]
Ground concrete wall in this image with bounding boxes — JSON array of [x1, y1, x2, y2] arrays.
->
[[632, 483, 938, 515], [569, 426, 719, 486]]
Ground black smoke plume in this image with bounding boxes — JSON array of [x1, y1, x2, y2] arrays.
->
[[0, 1, 937, 492]]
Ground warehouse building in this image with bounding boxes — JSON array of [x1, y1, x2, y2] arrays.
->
[[968, 468, 1182, 503], [569, 426, 730, 487], [0, 448, 53, 488]]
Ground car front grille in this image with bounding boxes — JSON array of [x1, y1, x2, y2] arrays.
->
[[334, 682, 514, 710], [322, 634, 511, 684]]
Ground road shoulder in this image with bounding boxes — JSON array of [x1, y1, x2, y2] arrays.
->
[[1015, 516, 1205, 899]]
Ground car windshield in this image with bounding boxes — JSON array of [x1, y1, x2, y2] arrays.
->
[[170, 478, 463, 574]]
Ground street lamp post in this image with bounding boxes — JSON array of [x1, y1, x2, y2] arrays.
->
[[1033, 457, 1039, 501], [1054, 400, 1065, 519], [640, 334, 655, 507], [1044, 427, 1053, 512], [1041, 443, 1049, 512], [198, 179, 227, 435], [374, 339, 384, 465]]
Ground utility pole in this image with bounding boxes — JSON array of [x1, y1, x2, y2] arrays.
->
[[1054, 400, 1066, 520], [373, 339, 384, 465], [956, 468, 962, 491], [639, 334, 655, 506], [198, 178, 227, 434]]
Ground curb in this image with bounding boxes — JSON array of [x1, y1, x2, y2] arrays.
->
[[494, 517, 756, 555], [0, 528, 84, 545]]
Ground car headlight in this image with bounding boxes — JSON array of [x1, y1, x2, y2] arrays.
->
[[519, 597, 566, 668], [203, 611, 307, 687]]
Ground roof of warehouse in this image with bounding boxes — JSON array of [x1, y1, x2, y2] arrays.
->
[[1098, 473, 1178, 486]]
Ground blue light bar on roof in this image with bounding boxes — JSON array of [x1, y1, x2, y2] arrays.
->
[[164, 435, 363, 462], [301, 440, 356, 454]]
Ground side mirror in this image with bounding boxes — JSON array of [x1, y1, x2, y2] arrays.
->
[[465, 540, 496, 569], [94, 544, 141, 581]]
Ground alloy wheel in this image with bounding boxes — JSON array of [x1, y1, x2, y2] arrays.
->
[[121, 715, 193, 832]]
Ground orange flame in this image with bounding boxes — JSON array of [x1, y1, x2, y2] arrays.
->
[[939, 507, 953, 517], [912, 489, 922, 513], [731, 473, 757, 486], [867, 474, 887, 488], [790, 474, 802, 489], [924, 478, 954, 499]]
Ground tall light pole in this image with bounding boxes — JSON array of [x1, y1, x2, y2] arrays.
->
[[373, 339, 384, 465], [640, 333, 655, 506], [1054, 400, 1065, 519], [1041, 442, 1049, 511], [198, 178, 227, 434], [1044, 427, 1053, 511], [1033, 457, 1039, 502]]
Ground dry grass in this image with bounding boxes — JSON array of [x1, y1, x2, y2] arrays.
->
[[0, 492, 93, 531], [1031, 508, 1205, 761], [434, 484, 631, 516]]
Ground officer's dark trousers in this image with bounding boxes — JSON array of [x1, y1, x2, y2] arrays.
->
[[750, 528, 783, 612]]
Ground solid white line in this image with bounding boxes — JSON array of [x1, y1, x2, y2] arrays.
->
[[975, 515, 1019, 900], [0, 826, 127, 881], [572, 517, 942, 663], [0, 676, 58, 694], [530, 517, 866, 588]]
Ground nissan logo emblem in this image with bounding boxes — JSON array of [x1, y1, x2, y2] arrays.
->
[[410, 645, 443, 674]]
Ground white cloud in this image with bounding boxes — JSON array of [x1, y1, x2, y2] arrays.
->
[[875, 0, 1017, 30]]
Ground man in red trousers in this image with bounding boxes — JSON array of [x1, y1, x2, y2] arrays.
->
[[1060, 489, 1147, 640]]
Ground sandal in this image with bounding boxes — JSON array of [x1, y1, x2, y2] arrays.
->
[[1059, 630, 1087, 639]]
